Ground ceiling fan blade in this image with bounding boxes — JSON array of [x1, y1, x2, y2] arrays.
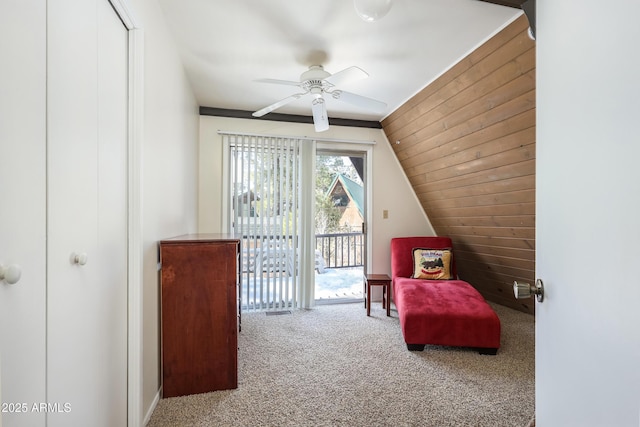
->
[[252, 93, 305, 117], [331, 90, 387, 112], [324, 66, 368, 87], [254, 78, 301, 87], [311, 98, 329, 132]]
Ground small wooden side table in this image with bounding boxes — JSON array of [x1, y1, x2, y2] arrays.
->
[[364, 273, 391, 317]]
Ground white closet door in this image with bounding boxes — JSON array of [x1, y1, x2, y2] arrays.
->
[[47, 0, 128, 425], [0, 1, 47, 426]]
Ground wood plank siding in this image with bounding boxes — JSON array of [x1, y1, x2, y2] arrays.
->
[[382, 16, 535, 314]]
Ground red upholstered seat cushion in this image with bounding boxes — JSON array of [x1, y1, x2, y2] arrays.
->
[[394, 277, 501, 349]]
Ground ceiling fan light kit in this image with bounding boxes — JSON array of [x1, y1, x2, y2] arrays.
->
[[353, 0, 393, 23], [253, 65, 387, 133]]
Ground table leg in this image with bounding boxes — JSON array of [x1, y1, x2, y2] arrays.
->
[[386, 284, 391, 317], [382, 286, 386, 309], [363, 280, 367, 309], [366, 282, 371, 316]]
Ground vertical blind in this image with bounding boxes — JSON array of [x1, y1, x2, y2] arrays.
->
[[223, 132, 315, 311]]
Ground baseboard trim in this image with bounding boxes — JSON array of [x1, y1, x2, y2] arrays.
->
[[143, 389, 161, 426]]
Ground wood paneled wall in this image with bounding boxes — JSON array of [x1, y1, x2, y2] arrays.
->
[[382, 16, 535, 314]]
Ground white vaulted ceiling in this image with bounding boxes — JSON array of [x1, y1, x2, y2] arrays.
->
[[157, 0, 522, 123]]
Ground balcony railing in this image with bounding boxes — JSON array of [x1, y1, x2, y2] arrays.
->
[[315, 232, 364, 269], [239, 232, 364, 274]]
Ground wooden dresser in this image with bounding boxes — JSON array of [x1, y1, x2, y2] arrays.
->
[[159, 234, 240, 398]]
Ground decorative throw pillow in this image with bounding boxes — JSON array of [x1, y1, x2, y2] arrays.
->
[[411, 248, 453, 280]]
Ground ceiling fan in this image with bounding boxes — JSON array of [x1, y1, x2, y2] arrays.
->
[[252, 65, 387, 132]]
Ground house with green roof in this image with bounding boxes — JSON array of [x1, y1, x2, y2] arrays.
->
[[326, 174, 364, 232]]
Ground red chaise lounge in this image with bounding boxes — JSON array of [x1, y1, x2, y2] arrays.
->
[[391, 236, 501, 354]]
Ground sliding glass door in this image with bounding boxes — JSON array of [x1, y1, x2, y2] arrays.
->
[[223, 133, 372, 312], [314, 150, 366, 303]]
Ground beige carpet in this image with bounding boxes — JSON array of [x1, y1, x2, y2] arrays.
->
[[148, 301, 535, 427]]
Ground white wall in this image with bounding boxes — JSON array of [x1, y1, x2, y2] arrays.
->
[[199, 116, 433, 274], [128, 0, 200, 421]]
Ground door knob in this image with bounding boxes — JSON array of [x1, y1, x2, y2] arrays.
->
[[71, 252, 88, 266], [0, 264, 22, 285], [513, 279, 544, 302]]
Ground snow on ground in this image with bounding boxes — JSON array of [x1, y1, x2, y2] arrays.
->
[[240, 267, 364, 306], [315, 267, 363, 300]]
